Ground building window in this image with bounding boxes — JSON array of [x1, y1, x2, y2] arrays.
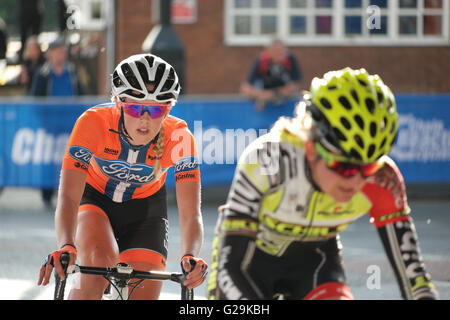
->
[[224, 0, 449, 46], [65, 0, 106, 31]]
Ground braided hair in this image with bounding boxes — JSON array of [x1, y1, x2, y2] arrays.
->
[[152, 125, 165, 180]]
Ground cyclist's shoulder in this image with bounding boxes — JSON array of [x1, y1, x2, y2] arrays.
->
[[163, 114, 189, 132], [362, 155, 407, 207], [78, 102, 117, 123], [365, 156, 405, 189], [71, 102, 118, 138]]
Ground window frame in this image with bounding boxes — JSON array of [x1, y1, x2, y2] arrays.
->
[[224, 0, 450, 46], [65, 0, 106, 31]]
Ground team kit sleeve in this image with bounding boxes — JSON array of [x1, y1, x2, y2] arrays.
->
[[167, 123, 201, 184], [61, 110, 100, 174], [207, 141, 280, 300], [364, 157, 438, 300]]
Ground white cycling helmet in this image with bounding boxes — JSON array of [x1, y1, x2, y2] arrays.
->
[[111, 53, 181, 104]]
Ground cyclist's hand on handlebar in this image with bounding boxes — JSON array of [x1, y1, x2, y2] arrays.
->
[[37, 244, 77, 286], [180, 254, 208, 290]]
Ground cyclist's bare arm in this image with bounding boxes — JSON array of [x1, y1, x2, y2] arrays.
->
[[55, 169, 86, 251], [38, 169, 86, 286], [176, 180, 206, 289]]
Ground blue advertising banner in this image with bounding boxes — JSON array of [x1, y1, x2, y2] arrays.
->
[[0, 100, 92, 188], [390, 95, 450, 183], [1, 95, 449, 188]]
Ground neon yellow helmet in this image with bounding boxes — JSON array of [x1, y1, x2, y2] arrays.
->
[[306, 67, 398, 163]]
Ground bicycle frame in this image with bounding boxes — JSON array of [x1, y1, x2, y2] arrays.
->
[[54, 253, 194, 300]]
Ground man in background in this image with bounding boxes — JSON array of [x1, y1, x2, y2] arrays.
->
[[240, 39, 302, 111], [30, 35, 85, 209]]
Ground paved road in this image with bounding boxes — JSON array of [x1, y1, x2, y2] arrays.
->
[[0, 188, 448, 300]]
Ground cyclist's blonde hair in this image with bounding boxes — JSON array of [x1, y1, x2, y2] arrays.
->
[[271, 98, 317, 142], [152, 125, 165, 179]]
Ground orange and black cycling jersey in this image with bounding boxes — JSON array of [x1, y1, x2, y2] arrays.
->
[[62, 102, 200, 202]]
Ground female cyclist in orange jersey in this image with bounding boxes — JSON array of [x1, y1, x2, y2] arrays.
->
[[37, 54, 207, 299]]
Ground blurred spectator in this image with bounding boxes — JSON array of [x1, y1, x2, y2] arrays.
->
[[20, 36, 46, 93], [240, 39, 302, 111], [29, 35, 85, 208], [30, 36, 85, 97], [67, 33, 89, 91], [18, 0, 44, 62], [0, 17, 7, 60]]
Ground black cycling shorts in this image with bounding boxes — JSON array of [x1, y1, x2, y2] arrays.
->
[[247, 237, 347, 299], [79, 183, 169, 267], [208, 235, 349, 299]]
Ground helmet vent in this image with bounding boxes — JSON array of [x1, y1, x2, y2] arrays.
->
[[123, 89, 145, 99], [376, 91, 384, 107], [389, 122, 396, 134], [156, 93, 175, 101], [112, 71, 122, 87], [339, 96, 352, 110], [136, 62, 150, 84], [358, 79, 368, 87], [320, 98, 332, 110], [380, 137, 387, 149], [340, 117, 351, 130], [161, 68, 175, 92], [152, 64, 166, 92], [365, 98, 376, 114], [354, 114, 364, 130], [367, 144, 376, 159], [121, 63, 142, 91], [145, 55, 155, 68], [350, 148, 362, 161], [354, 134, 364, 149], [370, 122, 377, 137], [333, 127, 347, 142], [350, 89, 359, 103]]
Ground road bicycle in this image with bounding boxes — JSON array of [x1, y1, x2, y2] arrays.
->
[[54, 253, 194, 300]]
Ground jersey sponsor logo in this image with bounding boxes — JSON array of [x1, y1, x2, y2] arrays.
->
[[94, 157, 156, 185], [68, 145, 93, 166], [220, 218, 258, 235], [103, 147, 119, 155], [385, 220, 436, 299], [259, 212, 347, 238], [175, 172, 197, 182], [74, 161, 88, 171], [377, 210, 408, 223], [174, 156, 199, 173]]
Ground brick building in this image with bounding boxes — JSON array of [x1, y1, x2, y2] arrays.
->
[[113, 0, 450, 95]]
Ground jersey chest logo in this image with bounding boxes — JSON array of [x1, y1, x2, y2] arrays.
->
[[94, 156, 156, 185]]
